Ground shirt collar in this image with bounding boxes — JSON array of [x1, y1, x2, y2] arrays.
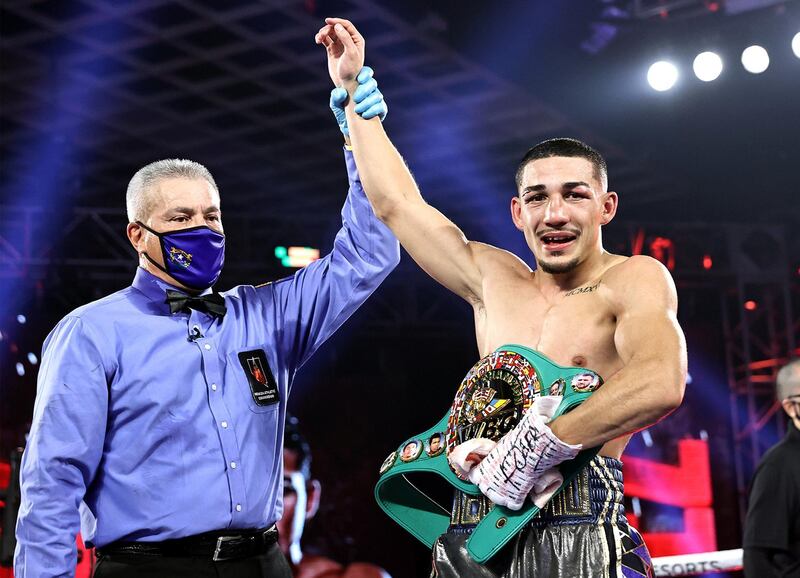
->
[[131, 267, 212, 315]]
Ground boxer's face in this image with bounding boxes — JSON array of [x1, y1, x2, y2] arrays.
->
[[512, 157, 616, 275]]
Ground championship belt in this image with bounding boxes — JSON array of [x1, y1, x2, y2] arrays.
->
[[374, 344, 602, 563]]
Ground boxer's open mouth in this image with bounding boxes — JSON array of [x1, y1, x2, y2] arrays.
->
[[541, 232, 577, 250]]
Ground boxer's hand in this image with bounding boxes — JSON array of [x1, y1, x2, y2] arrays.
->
[[315, 18, 365, 88], [529, 467, 564, 508], [448, 437, 497, 480], [471, 396, 581, 510], [330, 67, 387, 136]]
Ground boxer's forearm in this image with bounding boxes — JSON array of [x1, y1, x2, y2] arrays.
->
[[342, 84, 420, 220], [549, 355, 684, 448], [342, 81, 487, 303]]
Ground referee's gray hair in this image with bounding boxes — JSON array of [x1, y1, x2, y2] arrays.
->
[[776, 358, 800, 401], [126, 159, 219, 223]]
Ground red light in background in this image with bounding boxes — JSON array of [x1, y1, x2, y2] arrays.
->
[[708, 2, 720, 12], [702, 255, 713, 270], [624, 439, 716, 556], [744, 300, 758, 311], [649, 237, 676, 271]]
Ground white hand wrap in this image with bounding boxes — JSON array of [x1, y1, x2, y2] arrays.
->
[[448, 438, 497, 480], [469, 396, 581, 510]]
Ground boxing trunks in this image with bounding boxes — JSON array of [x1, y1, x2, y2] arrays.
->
[[432, 455, 654, 577], [375, 345, 612, 564]]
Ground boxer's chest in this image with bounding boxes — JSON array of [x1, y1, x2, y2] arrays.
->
[[477, 279, 621, 377]]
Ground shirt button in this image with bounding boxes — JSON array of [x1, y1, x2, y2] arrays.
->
[[221, 421, 228, 428], [211, 383, 217, 391], [235, 504, 242, 512], [230, 461, 237, 469], [204, 344, 211, 350]]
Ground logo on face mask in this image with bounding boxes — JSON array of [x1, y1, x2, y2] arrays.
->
[[168, 247, 193, 269], [137, 221, 225, 290]]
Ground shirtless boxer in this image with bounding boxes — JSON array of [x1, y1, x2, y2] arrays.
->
[[316, 18, 686, 577]]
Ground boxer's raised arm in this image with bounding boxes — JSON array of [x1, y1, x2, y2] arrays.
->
[[549, 255, 687, 448], [318, 18, 489, 305]]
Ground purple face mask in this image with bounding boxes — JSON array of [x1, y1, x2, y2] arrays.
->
[[137, 221, 225, 291]]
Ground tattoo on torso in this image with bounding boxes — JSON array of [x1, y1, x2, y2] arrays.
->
[[564, 282, 599, 297]]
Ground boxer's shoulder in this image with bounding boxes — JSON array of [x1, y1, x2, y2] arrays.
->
[[472, 242, 532, 276], [603, 254, 667, 278], [599, 255, 677, 311]]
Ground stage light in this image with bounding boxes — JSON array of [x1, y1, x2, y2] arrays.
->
[[793, 32, 800, 59], [648, 61, 679, 91], [693, 52, 723, 82], [16, 362, 25, 377], [741, 45, 769, 73], [17, 314, 27, 324], [702, 255, 713, 269], [0, 329, 3, 341], [28, 352, 38, 365], [744, 300, 758, 311]]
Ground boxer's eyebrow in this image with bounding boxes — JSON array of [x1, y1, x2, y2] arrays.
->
[[522, 181, 592, 194], [522, 184, 547, 193], [563, 181, 591, 189]]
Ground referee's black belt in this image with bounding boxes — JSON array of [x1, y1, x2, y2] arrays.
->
[[96, 525, 278, 562]]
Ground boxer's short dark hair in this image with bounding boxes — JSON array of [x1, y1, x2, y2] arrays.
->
[[515, 138, 607, 191]]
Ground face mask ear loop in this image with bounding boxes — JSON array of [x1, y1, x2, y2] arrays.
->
[[136, 221, 172, 275], [141, 250, 171, 276]]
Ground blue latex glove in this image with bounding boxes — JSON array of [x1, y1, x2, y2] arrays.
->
[[330, 66, 388, 136]]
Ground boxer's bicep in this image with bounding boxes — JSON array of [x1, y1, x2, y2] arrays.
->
[[550, 258, 686, 446], [384, 198, 487, 303], [612, 257, 686, 407]]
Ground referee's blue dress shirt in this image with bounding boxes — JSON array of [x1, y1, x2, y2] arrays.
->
[[14, 150, 400, 577]]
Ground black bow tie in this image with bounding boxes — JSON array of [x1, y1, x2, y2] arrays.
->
[[165, 290, 227, 318]]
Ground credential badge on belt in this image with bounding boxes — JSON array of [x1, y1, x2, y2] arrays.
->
[[237, 349, 279, 406]]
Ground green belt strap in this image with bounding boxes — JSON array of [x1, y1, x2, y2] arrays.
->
[[374, 344, 601, 564]]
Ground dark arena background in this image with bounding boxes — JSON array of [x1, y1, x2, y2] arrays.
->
[[1, 1, 799, 577]]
